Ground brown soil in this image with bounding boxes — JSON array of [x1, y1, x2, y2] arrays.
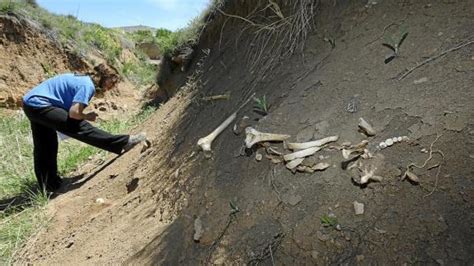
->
[[15, 0, 474, 265], [0, 13, 140, 116]]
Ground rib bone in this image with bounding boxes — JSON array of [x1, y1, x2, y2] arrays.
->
[[245, 127, 290, 148], [283, 146, 321, 161], [286, 136, 339, 150]]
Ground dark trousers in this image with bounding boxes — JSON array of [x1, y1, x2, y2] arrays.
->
[[22, 105, 129, 191]]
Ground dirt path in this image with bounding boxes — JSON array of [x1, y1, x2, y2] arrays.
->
[[16, 0, 474, 264]]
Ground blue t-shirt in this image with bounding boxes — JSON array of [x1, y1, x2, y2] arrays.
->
[[23, 73, 95, 110]]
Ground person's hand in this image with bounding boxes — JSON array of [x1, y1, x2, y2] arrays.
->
[[85, 112, 98, 122]]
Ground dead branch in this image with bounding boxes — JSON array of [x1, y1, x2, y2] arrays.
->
[[398, 39, 474, 80]]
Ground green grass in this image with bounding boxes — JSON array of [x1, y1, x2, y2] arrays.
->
[[0, 106, 156, 262]]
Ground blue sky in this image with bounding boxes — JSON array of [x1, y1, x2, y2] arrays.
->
[[36, 0, 211, 31]]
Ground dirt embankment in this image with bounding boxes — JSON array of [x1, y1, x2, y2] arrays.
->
[[0, 12, 139, 115], [17, 0, 474, 264]]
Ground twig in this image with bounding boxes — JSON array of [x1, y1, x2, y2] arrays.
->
[[404, 134, 445, 196], [398, 39, 474, 80], [206, 211, 238, 263], [269, 244, 275, 266]]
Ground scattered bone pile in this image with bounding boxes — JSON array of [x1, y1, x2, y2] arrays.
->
[[197, 112, 410, 181]]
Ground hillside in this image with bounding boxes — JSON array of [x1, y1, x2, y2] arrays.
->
[[8, 0, 474, 264]]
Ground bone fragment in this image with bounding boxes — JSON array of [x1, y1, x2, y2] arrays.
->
[[245, 127, 290, 148], [358, 118, 376, 136], [266, 146, 283, 156], [313, 162, 330, 171], [286, 136, 339, 150], [286, 158, 304, 170], [403, 170, 419, 183], [266, 154, 283, 164], [283, 146, 321, 161], [198, 93, 255, 157], [232, 116, 250, 135], [359, 168, 382, 185]]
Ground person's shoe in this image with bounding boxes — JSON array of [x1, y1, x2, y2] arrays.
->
[[122, 133, 147, 154]]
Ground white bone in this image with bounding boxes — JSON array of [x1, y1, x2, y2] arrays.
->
[[360, 168, 382, 184], [286, 158, 304, 169], [283, 146, 321, 161], [245, 127, 290, 148], [197, 112, 236, 156], [358, 118, 376, 136], [286, 136, 339, 150], [403, 170, 419, 183], [198, 93, 255, 157], [312, 162, 330, 171]]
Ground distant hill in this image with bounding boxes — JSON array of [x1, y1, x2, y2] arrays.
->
[[114, 25, 157, 33]]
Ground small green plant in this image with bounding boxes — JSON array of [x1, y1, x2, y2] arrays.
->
[[320, 214, 338, 228], [0, 0, 15, 13], [383, 27, 408, 64], [253, 95, 268, 115]]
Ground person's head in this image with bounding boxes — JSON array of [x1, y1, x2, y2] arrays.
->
[[87, 64, 120, 95]]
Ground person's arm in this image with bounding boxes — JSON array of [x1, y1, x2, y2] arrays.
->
[[69, 103, 98, 121]]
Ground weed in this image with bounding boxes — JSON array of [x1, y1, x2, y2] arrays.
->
[[0, 106, 156, 261], [320, 214, 338, 228], [383, 26, 408, 64], [253, 95, 268, 115]]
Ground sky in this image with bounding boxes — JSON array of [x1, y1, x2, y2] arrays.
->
[[36, 0, 211, 31]]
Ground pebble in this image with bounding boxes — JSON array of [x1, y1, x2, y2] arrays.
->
[[311, 250, 319, 259], [414, 77, 428, 84], [95, 198, 105, 204], [385, 138, 394, 146], [353, 201, 365, 215], [356, 255, 365, 262], [193, 217, 204, 242]]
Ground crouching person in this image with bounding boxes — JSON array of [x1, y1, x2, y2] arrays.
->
[[22, 72, 146, 192]]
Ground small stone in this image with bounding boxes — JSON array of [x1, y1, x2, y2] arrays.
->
[[414, 77, 428, 84], [317, 231, 330, 242], [356, 255, 365, 262], [193, 217, 203, 242], [353, 201, 364, 215], [95, 198, 105, 204], [311, 250, 319, 259], [385, 138, 394, 146], [255, 153, 263, 161], [379, 142, 387, 149]]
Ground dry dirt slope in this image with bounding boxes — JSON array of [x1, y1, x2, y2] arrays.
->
[[17, 0, 473, 264]]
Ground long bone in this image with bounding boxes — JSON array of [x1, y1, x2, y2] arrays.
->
[[197, 93, 255, 157], [286, 136, 339, 150], [283, 146, 321, 161], [244, 127, 290, 148]]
